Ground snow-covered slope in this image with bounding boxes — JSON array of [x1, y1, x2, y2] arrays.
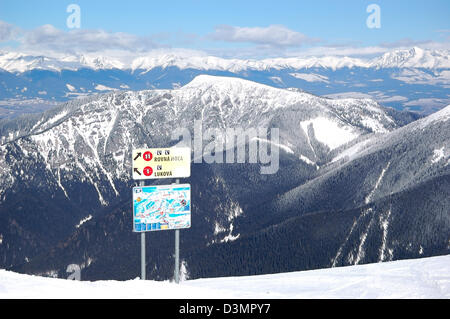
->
[[274, 103, 450, 216], [330, 104, 450, 166], [0, 255, 448, 298]]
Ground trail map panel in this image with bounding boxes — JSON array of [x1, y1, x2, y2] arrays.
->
[[132, 147, 191, 180], [133, 184, 191, 232]]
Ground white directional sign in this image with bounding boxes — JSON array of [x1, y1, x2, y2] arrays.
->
[[132, 147, 191, 180]]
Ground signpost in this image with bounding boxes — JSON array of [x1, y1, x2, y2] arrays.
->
[[132, 147, 191, 283], [132, 147, 190, 180]]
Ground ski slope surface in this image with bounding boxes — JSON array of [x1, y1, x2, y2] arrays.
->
[[0, 255, 449, 299]]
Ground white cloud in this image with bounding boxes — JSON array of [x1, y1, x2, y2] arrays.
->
[[0, 21, 18, 42], [380, 38, 433, 49], [1, 19, 449, 60], [205, 44, 393, 59], [209, 24, 319, 47], [19, 24, 163, 53]]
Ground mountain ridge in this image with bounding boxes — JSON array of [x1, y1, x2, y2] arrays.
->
[[1, 47, 449, 73], [1, 47, 449, 119]]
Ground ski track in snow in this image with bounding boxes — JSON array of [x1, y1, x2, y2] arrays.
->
[[332, 207, 375, 267], [365, 161, 391, 205], [76, 215, 93, 229], [331, 218, 359, 267], [379, 209, 393, 262], [354, 210, 376, 265], [252, 137, 293, 154], [300, 122, 317, 159], [73, 124, 119, 197], [56, 168, 69, 199]]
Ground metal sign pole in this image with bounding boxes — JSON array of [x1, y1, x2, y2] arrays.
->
[[140, 180, 146, 280], [141, 232, 146, 280], [174, 178, 180, 284], [175, 229, 180, 283]]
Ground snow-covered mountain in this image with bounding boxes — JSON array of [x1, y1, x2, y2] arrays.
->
[[1, 47, 449, 73], [371, 47, 450, 69], [0, 75, 400, 204], [0, 76, 448, 281], [1, 47, 449, 118], [0, 51, 125, 73]]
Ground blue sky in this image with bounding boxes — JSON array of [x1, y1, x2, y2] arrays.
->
[[0, 0, 449, 57]]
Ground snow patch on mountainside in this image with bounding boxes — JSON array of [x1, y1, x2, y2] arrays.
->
[[252, 137, 294, 154], [299, 154, 318, 169], [379, 209, 393, 262], [290, 73, 329, 83], [354, 208, 376, 265], [432, 147, 444, 163], [301, 117, 359, 150], [76, 215, 93, 228], [220, 201, 243, 243], [365, 161, 391, 205]]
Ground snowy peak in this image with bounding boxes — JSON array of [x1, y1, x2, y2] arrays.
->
[[182, 74, 294, 93], [260, 56, 370, 70], [415, 103, 450, 128], [130, 54, 237, 72], [429, 103, 450, 118], [0, 52, 125, 72], [75, 54, 125, 70], [371, 47, 450, 68], [183, 74, 253, 87]]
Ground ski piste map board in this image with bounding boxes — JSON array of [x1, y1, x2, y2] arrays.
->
[[133, 184, 191, 232]]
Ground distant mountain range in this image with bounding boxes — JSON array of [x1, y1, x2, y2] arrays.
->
[[0, 47, 449, 118], [1, 47, 449, 73], [0, 75, 448, 281]]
